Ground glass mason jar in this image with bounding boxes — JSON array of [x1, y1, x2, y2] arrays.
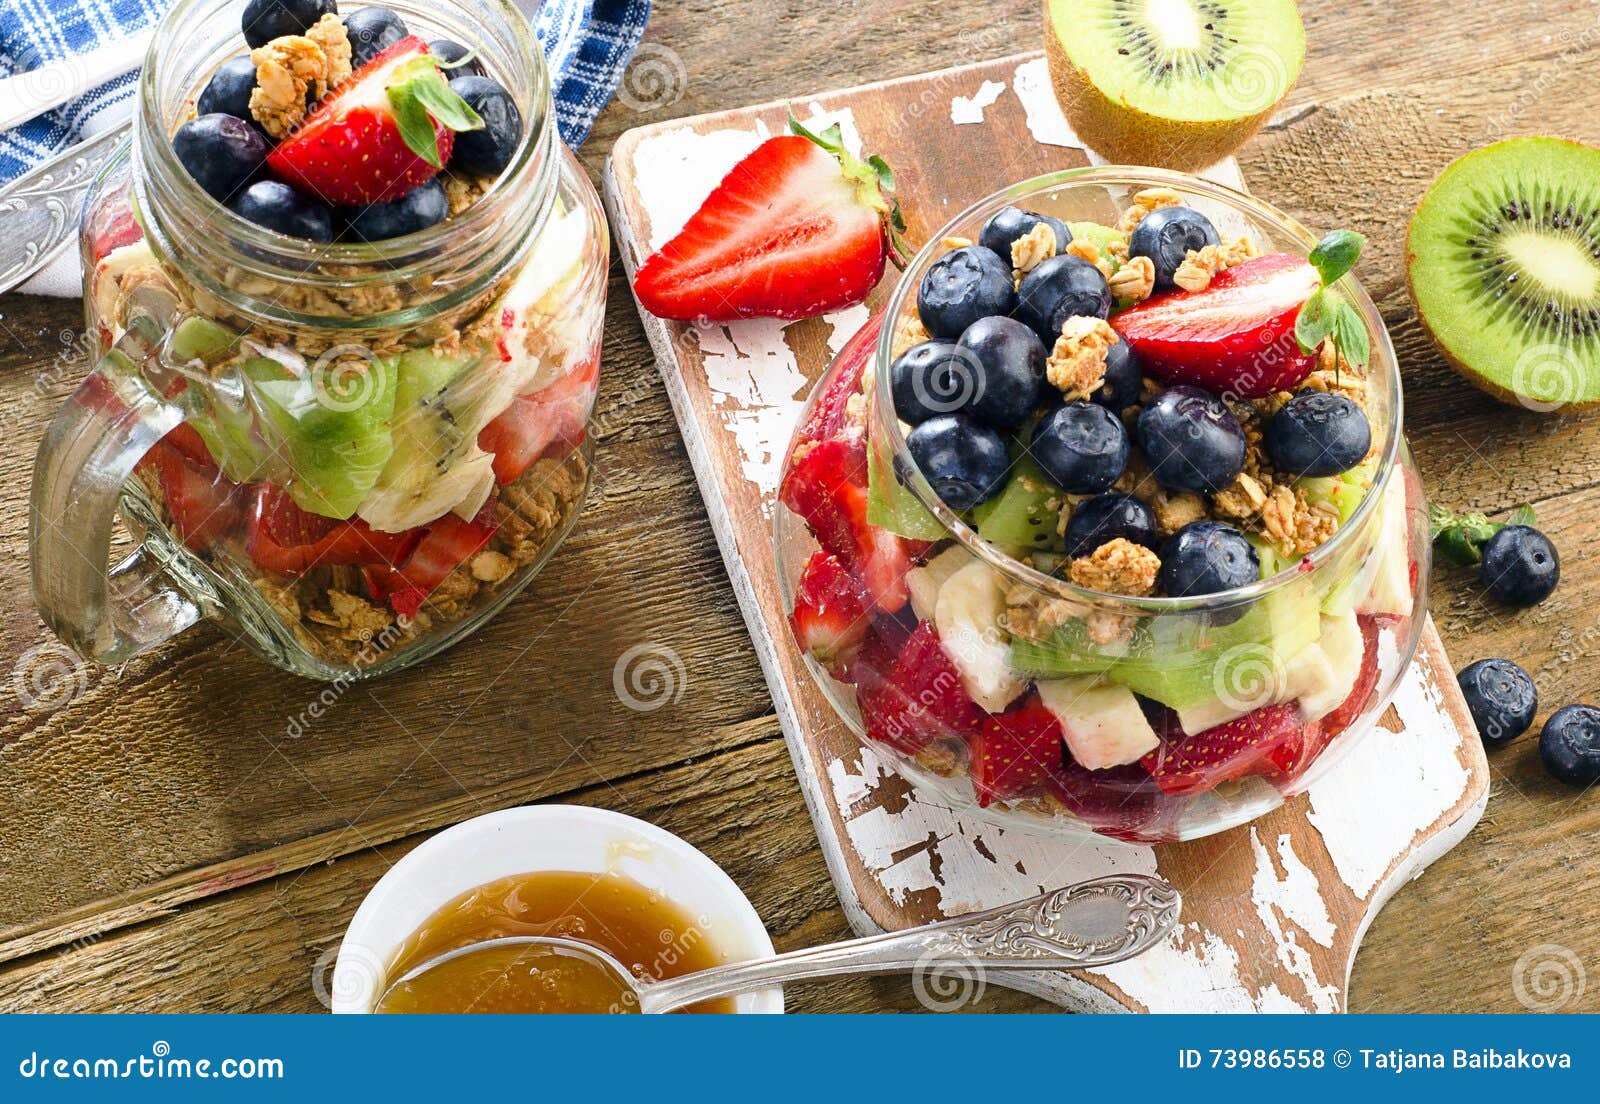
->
[[32, 0, 607, 680], [775, 169, 1428, 844]]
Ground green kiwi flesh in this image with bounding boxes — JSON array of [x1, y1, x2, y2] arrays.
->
[[1407, 137, 1600, 409]]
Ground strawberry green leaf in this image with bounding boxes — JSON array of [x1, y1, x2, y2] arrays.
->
[[1429, 504, 1522, 566], [389, 87, 443, 167], [1309, 229, 1364, 286], [1331, 298, 1370, 370], [386, 57, 485, 168], [1294, 287, 1334, 354]]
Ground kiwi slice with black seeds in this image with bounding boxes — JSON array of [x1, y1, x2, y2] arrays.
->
[[1044, 0, 1304, 171], [1407, 137, 1600, 410]]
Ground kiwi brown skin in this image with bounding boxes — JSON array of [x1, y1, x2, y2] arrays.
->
[[1043, 1, 1285, 172], [1404, 136, 1600, 412]]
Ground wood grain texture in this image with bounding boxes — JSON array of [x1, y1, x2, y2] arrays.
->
[[1, 0, 1598, 1013]]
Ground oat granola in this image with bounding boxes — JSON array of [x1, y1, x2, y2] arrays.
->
[[1046, 315, 1118, 398], [249, 14, 352, 138]]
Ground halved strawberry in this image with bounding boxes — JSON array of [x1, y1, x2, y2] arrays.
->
[[140, 442, 246, 551], [795, 313, 883, 450], [970, 695, 1065, 806], [790, 552, 872, 680], [1113, 253, 1321, 398], [248, 483, 423, 576], [1140, 700, 1311, 796], [855, 621, 981, 755], [267, 37, 482, 206], [632, 118, 907, 322], [478, 393, 588, 486], [365, 498, 499, 619]]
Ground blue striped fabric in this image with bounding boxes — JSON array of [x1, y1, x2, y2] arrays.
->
[[0, 0, 651, 182]]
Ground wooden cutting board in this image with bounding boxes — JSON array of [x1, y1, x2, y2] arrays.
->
[[601, 51, 1490, 1013]]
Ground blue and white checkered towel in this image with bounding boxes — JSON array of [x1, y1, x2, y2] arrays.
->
[[0, 0, 650, 293]]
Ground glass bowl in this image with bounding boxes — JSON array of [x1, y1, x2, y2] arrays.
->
[[774, 168, 1427, 843]]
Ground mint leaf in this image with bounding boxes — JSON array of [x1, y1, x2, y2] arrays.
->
[[409, 70, 484, 133], [388, 86, 443, 167], [1309, 229, 1364, 286], [1331, 299, 1370, 370], [386, 56, 485, 168], [1430, 505, 1524, 566], [1294, 287, 1334, 354]]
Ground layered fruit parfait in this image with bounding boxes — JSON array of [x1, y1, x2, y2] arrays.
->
[[778, 178, 1425, 842], [85, 1, 604, 671]]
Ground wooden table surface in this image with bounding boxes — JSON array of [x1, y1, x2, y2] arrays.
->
[[2, 0, 1598, 1014]]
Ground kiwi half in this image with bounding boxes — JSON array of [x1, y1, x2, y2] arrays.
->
[[1407, 137, 1600, 410], [1043, 0, 1304, 171]]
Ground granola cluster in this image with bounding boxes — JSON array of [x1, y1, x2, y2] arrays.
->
[[1046, 315, 1118, 398], [249, 14, 353, 139]]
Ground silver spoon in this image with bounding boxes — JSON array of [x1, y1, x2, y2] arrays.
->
[[377, 873, 1179, 1014]]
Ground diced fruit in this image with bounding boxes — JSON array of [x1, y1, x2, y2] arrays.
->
[[267, 38, 482, 206], [1481, 524, 1559, 607], [248, 483, 423, 575], [1128, 206, 1220, 291], [856, 621, 981, 756], [1014, 255, 1113, 345], [1158, 520, 1257, 597], [953, 316, 1047, 429], [797, 313, 881, 449], [790, 552, 872, 680], [91, 206, 143, 261], [366, 498, 499, 618], [1265, 392, 1372, 477], [161, 422, 214, 466], [905, 544, 974, 625], [978, 206, 1071, 263], [1067, 221, 1125, 277], [1141, 700, 1309, 795], [1007, 617, 1127, 679], [476, 391, 586, 485], [970, 695, 1064, 805], [1300, 458, 1375, 530], [972, 452, 1068, 553], [633, 120, 904, 322], [1136, 385, 1246, 494], [1112, 252, 1321, 397], [1063, 492, 1157, 557], [1049, 761, 1176, 843], [1318, 613, 1383, 736], [866, 436, 944, 541], [1030, 401, 1129, 494], [1356, 472, 1415, 619], [447, 76, 523, 176], [1037, 676, 1159, 770], [173, 114, 268, 203], [141, 442, 247, 551], [933, 560, 1026, 713], [1457, 658, 1538, 746], [230, 180, 335, 241], [917, 245, 1016, 338], [342, 177, 448, 241], [1298, 610, 1365, 723], [905, 414, 1009, 512]]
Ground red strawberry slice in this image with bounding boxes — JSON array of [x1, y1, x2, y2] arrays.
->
[[1140, 700, 1311, 796], [1050, 761, 1181, 843], [140, 442, 246, 551], [364, 498, 499, 619], [1320, 614, 1385, 737], [92, 205, 142, 261], [795, 312, 883, 449], [790, 552, 872, 680], [161, 422, 214, 467], [477, 393, 588, 486], [633, 119, 906, 322], [855, 621, 981, 755], [248, 483, 423, 576], [1113, 252, 1321, 398], [267, 38, 474, 206], [970, 695, 1065, 806]]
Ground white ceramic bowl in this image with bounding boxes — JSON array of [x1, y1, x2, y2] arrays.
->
[[331, 805, 782, 1013]]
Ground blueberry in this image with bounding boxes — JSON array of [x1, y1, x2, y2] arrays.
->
[[917, 245, 1016, 339], [1159, 521, 1258, 597], [1265, 392, 1372, 476], [905, 414, 1010, 512], [891, 340, 963, 425], [953, 316, 1046, 430], [230, 180, 335, 241], [1065, 493, 1158, 557], [196, 57, 260, 126], [345, 7, 408, 67], [1014, 255, 1112, 345], [447, 75, 524, 177], [1136, 385, 1246, 494], [242, 0, 337, 49], [1480, 524, 1559, 606], [1128, 206, 1220, 291], [1457, 659, 1537, 746], [342, 178, 448, 241], [428, 38, 485, 79], [1539, 704, 1600, 787], [1091, 336, 1141, 412], [978, 205, 1071, 264], [1030, 401, 1129, 495], [172, 114, 267, 203]]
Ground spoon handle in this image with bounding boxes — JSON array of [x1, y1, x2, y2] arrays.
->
[[640, 873, 1180, 1014]]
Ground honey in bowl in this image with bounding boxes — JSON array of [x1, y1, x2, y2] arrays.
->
[[375, 869, 737, 1014]]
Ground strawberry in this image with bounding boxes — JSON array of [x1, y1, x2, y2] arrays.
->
[[248, 483, 423, 576], [1112, 252, 1321, 398], [1140, 700, 1311, 796], [1321, 614, 1384, 737], [161, 422, 215, 467], [267, 37, 484, 206], [970, 695, 1065, 806], [790, 552, 872, 680], [855, 621, 981, 755], [632, 116, 907, 322], [795, 313, 883, 449], [477, 393, 588, 486], [92, 206, 142, 261], [1050, 761, 1180, 843], [140, 442, 246, 551], [365, 498, 499, 619]]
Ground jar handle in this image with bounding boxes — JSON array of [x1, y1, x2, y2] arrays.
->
[[30, 313, 203, 665]]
